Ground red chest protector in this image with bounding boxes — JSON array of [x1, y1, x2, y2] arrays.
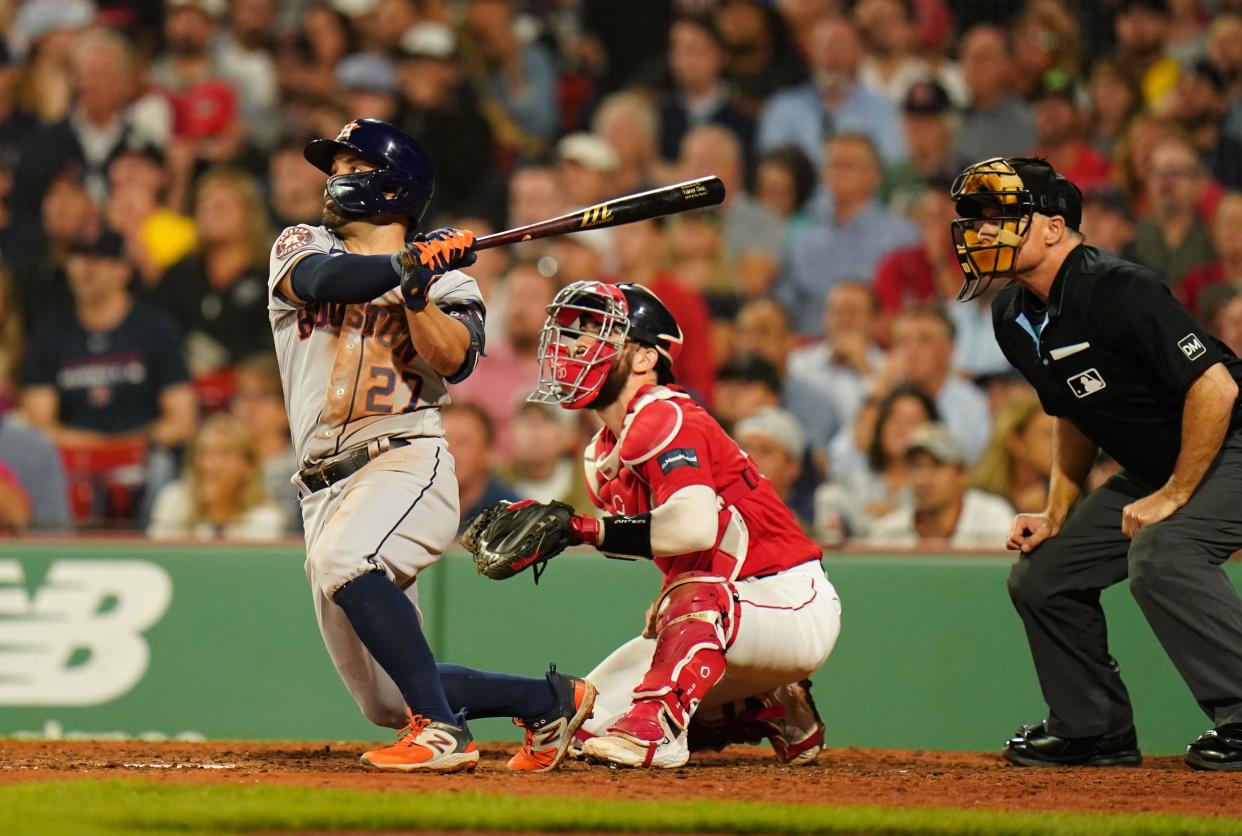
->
[[582, 385, 819, 582], [588, 436, 651, 518]]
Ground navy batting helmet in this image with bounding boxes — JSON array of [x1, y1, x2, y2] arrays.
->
[[304, 118, 434, 225]]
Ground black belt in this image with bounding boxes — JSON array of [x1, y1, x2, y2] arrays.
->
[[297, 437, 411, 494]]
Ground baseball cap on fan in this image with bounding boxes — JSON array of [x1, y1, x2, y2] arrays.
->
[[735, 407, 807, 461], [902, 80, 952, 115], [399, 22, 456, 60], [335, 53, 397, 94], [1008, 157, 1083, 231], [905, 423, 966, 467], [14, 0, 95, 49], [557, 133, 619, 173], [165, 0, 226, 19]]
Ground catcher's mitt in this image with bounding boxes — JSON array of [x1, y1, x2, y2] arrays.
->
[[461, 500, 577, 583]]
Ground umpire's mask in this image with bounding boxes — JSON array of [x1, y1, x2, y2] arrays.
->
[[950, 157, 1083, 302], [949, 157, 1036, 302]]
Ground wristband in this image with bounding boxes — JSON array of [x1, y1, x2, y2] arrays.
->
[[569, 514, 601, 546], [597, 513, 654, 559]]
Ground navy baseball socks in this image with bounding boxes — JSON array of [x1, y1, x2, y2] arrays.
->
[[437, 664, 559, 720], [332, 571, 457, 725], [334, 571, 479, 771], [437, 664, 596, 772]]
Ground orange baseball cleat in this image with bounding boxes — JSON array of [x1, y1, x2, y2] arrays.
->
[[507, 667, 598, 772], [360, 709, 479, 772]]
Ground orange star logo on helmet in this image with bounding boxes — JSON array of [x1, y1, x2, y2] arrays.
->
[[337, 121, 361, 141]]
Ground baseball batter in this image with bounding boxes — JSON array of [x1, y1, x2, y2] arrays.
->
[[270, 118, 597, 773], [462, 281, 842, 768]]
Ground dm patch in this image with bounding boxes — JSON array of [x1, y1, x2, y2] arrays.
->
[[657, 447, 700, 475], [274, 226, 317, 259], [1178, 332, 1207, 361]]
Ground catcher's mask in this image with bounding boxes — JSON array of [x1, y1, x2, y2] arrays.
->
[[530, 280, 683, 410]]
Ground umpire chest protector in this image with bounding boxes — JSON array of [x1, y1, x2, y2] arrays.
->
[[991, 244, 1242, 486]]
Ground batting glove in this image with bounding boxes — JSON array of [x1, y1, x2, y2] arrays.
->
[[395, 227, 477, 311]]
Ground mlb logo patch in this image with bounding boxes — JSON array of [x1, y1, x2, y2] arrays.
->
[[1178, 332, 1207, 361], [657, 447, 700, 474], [1067, 368, 1107, 398]]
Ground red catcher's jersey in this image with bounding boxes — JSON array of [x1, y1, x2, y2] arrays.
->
[[583, 385, 821, 581]]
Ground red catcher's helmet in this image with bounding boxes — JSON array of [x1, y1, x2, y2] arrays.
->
[[529, 281, 684, 410]]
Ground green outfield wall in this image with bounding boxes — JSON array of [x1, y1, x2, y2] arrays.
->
[[0, 541, 1225, 755]]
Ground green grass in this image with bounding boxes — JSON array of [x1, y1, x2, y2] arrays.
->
[[5, 780, 1242, 836]]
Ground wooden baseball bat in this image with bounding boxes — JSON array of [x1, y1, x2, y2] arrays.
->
[[473, 176, 725, 251]]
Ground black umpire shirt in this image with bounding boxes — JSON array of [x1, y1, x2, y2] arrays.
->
[[992, 244, 1242, 486]]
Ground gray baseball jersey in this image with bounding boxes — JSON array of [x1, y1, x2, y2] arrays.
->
[[267, 224, 483, 468]]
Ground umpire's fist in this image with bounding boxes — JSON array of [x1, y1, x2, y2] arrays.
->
[[1007, 512, 1060, 554], [396, 227, 477, 311]]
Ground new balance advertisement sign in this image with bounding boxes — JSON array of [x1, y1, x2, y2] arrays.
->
[[0, 560, 172, 705]]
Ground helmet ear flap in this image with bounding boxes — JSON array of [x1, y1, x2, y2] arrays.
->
[[305, 119, 435, 225]]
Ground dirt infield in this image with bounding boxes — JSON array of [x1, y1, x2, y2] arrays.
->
[[3, 739, 1242, 818]]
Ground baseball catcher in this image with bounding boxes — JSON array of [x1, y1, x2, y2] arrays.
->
[[463, 281, 842, 768]]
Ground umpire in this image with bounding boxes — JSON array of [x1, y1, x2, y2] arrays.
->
[[951, 157, 1242, 771]]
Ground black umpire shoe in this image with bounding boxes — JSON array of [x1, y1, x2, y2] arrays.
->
[[1186, 724, 1242, 771], [1002, 722, 1142, 767]]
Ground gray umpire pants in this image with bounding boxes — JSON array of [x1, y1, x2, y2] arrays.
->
[[1008, 432, 1242, 738]]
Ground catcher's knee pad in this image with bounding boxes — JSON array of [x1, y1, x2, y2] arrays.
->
[[633, 575, 737, 729]]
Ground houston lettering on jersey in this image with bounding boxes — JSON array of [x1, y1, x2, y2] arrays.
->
[[268, 223, 485, 463], [296, 302, 419, 366]]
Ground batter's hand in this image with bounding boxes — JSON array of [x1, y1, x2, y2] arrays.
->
[[1007, 512, 1060, 554], [1122, 490, 1184, 539], [396, 227, 477, 311]]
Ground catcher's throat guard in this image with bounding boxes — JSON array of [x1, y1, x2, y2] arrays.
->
[[950, 157, 1035, 303]]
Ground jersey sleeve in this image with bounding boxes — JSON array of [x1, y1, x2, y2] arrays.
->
[[429, 269, 484, 309], [268, 225, 335, 311], [1107, 271, 1225, 395], [622, 400, 716, 506]]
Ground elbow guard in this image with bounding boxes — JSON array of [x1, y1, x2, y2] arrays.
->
[[443, 301, 486, 384]]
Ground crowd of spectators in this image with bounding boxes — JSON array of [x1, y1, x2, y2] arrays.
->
[[0, 0, 1235, 550]]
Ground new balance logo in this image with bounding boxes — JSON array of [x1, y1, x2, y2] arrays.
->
[[1179, 332, 1207, 361], [1067, 368, 1107, 398], [0, 560, 172, 705], [421, 729, 458, 754]]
